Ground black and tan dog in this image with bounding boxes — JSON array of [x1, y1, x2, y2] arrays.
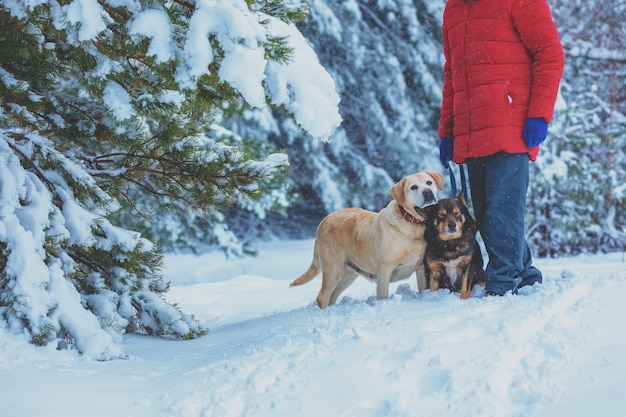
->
[[424, 195, 484, 299]]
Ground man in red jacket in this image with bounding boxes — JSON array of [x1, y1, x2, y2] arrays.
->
[[438, 0, 564, 295]]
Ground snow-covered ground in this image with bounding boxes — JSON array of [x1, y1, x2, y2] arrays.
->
[[1, 239, 625, 417]]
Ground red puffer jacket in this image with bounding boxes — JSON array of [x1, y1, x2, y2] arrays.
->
[[439, 0, 564, 163]]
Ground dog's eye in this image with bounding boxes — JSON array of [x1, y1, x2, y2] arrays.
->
[[426, 180, 433, 186], [438, 211, 446, 218], [411, 185, 418, 191]]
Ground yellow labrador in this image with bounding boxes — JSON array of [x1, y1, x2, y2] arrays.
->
[[290, 171, 444, 308]]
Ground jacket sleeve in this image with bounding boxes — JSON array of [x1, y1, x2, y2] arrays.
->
[[438, 22, 454, 139], [512, 0, 565, 123]]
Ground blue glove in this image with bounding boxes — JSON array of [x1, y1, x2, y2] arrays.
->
[[439, 137, 454, 168], [522, 118, 549, 148]]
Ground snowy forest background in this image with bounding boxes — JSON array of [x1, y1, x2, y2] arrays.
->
[[224, 0, 626, 258], [0, 0, 625, 358]]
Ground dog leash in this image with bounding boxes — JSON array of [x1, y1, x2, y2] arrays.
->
[[448, 163, 469, 203]]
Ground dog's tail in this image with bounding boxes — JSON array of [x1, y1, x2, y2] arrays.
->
[[290, 242, 321, 287]]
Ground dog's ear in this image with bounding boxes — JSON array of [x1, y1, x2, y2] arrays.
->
[[457, 191, 468, 207], [390, 178, 407, 204], [427, 171, 445, 191]]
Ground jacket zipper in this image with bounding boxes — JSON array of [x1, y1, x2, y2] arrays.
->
[[463, 1, 473, 153]]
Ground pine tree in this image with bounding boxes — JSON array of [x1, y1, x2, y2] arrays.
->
[[0, 0, 339, 358], [223, 0, 446, 238]]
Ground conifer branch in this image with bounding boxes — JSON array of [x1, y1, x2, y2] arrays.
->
[[5, 134, 57, 195], [171, 0, 195, 11]]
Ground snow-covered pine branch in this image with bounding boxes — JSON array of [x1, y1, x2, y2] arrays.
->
[[0, 0, 340, 358], [0, 130, 207, 360], [54, 0, 341, 140]]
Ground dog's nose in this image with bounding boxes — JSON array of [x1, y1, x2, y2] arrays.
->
[[447, 221, 457, 232], [423, 189, 434, 202]]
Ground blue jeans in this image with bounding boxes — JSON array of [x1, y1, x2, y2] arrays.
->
[[466, 152, 542, 295]]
